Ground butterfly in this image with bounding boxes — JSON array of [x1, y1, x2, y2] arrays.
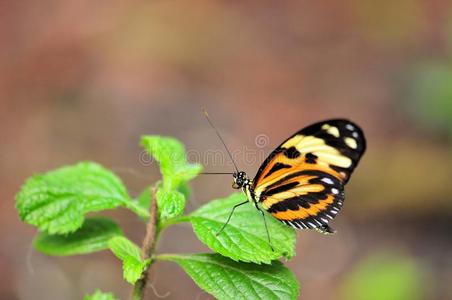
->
[[203, 111, 366, 243]]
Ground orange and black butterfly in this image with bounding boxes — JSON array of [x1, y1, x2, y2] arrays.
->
[[203, 112, 366, 240]]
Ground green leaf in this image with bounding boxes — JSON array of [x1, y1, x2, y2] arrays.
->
[[173, 163, 203, 185], [132, 186, 153, 222], [135, 186, 152, 211], [16, 162, 130, 234], [160, 253, 300, 300], [84, 289, 118, 300], [108, 236, 150, 284], [190, 193, 296, 264], [109, 236, 141, 261], [177, 182, 191, 199], [140, 136, 202, 190], [157, 187, 185, 221], [33, 217, 123, 256]]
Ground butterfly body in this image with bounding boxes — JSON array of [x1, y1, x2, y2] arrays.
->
[[231, 119, 366, 234]]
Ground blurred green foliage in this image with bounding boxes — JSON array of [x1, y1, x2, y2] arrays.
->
[[411, 63, 452, 136], [339, 251, 426, 300], [84, 290, 118, 300]]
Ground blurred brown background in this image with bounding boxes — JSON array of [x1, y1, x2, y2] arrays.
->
[[1, 1, 452, 299]]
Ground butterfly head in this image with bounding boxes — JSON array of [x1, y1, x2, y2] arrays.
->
[[232, 171, 250, 189]]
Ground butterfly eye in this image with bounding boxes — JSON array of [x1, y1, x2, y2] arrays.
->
[[232, 176, 244, 189]]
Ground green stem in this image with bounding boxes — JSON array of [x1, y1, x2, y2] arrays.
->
[[155, 253, 186, 261], [123, 200, 150, 220], [159, 215, 191, 231], [128, 188, 192, 299]]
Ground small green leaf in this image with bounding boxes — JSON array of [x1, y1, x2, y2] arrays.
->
[[108, 236, 149, 284], [140, 136, 202, 190], [157, 187, 185, 221], [177, 182, 191, 199], [190, 193, 296, 264], [16, 162, 130, 234], [141, 135, 186, 172], [135, 186, 152, 211], [84, 289, 118, 300], [109, 236, 141, 260], [132, 186, 153, 222], [161, 253, 300, 300], [33, 217, 123, 256], [173, 163, 203, 185]]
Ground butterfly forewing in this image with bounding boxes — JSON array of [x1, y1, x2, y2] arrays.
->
[[252, 119, 366, 230]]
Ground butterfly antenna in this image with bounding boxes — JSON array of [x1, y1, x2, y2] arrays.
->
[[202, 107, 239, 172], [200, 172, 235, 175]]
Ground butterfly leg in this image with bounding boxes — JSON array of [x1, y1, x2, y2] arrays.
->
[[256, 206, 274, 252], [314, 224, 337, 235], [216, 200, 249, 236]]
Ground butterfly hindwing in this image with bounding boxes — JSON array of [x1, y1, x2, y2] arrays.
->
[[252, 119, 366, 230]]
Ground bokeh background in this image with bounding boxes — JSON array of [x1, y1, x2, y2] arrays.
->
[[1, 1, 452, 299]]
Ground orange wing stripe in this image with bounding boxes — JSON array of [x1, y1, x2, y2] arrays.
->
[[255, 161, 345, 195], [270, 194, 334, 221]]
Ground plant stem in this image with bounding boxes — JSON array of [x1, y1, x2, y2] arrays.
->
[[130, 187, 159, 300]]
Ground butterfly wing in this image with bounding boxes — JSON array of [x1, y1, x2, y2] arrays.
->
[[253, 119, 366, 230]]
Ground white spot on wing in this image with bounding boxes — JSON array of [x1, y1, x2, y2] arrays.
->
[[344, 137, 358, 149], [321, 177, 334, 185], [345, 124, 355, 131], [321, 124, 340, 137], [327, 126, 340, 138], [352, 131, 359, 138], [331, 188, 339, 195]]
